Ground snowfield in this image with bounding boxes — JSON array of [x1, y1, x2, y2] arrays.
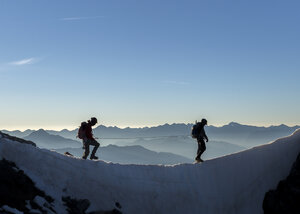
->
[[1, 129, 300, 214]]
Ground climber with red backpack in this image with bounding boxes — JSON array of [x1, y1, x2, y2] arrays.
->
[[77, 117, 100, 160]]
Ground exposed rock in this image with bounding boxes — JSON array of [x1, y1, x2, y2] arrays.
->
[[115, 202, 121, 209], [64, 152, 74, 156], [88, 209, 122, 214], [263, 152, 300, 214], [0, 158, 55, 214], [62, 196, 122, 214], [0, 131, 36, 147], [62, 196, 90, 214]]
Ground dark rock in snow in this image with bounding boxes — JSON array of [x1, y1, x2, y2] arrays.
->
[[0, 156, 121, 214], [0, 158, 55, 214], [89, 209, 122, 214], [62, 196, 122, 214], [62, 196, 90, 214], [64, 151, 74, 156], [115, 202, 122, 209], [263, 152, 300, 214]]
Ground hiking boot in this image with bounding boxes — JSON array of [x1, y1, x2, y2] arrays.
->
[[195, 157, 204, 163], [90, 155, 98, 160]]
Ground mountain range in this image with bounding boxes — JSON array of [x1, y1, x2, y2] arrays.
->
[[6, 128, 246, 163], [2, 122, 299, 147], [128, 136, 246, 160], [55, 144, 193, 165], [2, 122, 299, 141], [23, 129, 81, 149], [206, 122, 300, 147], [1, 122, 299, 164]]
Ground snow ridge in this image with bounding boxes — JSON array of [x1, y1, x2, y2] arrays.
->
[[0, 129, 300, 214]]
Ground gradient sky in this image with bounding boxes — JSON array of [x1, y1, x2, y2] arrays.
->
[[0, 0, 300, 130]]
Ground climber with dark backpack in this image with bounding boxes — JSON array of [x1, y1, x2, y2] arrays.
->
[[191, 122, 201, 139], [192, 119, 209, 163], [77, 117, 100, 160]]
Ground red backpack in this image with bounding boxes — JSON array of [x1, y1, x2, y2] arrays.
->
[[77, 122, 87, 139]]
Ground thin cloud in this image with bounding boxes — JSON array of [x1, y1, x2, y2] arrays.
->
[[61, 16, 104, 21], [164, 80, 190, 85], [10, 58, 37, 66]]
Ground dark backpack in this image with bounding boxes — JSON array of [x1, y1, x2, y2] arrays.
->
[[191, 123, 200, 138], [77, 122, 87, 139]]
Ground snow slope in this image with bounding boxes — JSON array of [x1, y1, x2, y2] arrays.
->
[[1, 129, 300, 214]]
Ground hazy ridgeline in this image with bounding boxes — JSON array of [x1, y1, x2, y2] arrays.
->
[[1, 122, 299, 164]]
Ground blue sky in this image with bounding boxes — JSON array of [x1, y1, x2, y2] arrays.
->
[[0, 0, 300, 130]]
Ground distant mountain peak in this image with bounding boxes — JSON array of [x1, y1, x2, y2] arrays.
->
[[279, 124, 288, 127], [228, 122, 241, 127], [37, 129, 49, 133], [28, 129, 50, 137]]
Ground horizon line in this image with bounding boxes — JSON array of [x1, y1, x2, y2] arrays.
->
[[1, 122, 299, 132]]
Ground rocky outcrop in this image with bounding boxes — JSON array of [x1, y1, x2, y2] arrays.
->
[[263, 152, 300, 214], [62, 196, 122, 214], [0, 157, 122, 214], [0, 132, 123, 214], [0, 159, 55, 213], [0, 131, 36, 147], [62, 196, 90, 214]]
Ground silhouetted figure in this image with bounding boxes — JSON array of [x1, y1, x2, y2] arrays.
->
[[81, 117, 100, 160], [193, 119, 209, 162]]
